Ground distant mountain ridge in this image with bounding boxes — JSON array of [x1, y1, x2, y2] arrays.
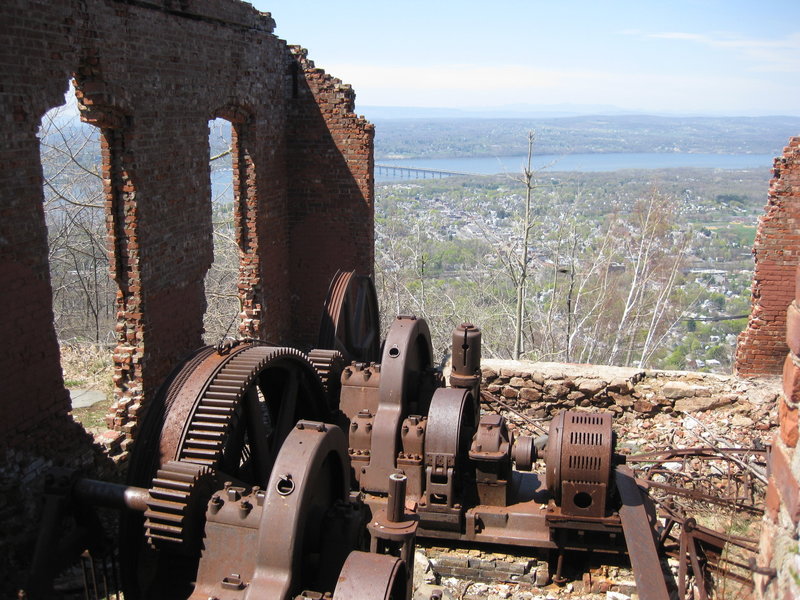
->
[[360, 104, 800, 120], [361, 104, 648, 119], [370, 114, 800, 160]]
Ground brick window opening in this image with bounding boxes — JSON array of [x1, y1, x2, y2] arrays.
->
[[203, 117, 241, 344], [38, 85, 115, 435]]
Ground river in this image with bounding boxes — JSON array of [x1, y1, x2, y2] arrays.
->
[[376, 152, 774, 181]]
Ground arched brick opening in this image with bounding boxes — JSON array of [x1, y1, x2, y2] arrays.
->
[[0, 3, 374, 591]]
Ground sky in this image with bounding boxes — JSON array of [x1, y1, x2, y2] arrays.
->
[[252, 0, 800, 117]]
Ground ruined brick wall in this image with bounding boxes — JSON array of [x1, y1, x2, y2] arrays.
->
[[286, 47, 375, 349], [756, 264, 800, 599], [736, 137, 800, 376], [0, 1, 372, 591]]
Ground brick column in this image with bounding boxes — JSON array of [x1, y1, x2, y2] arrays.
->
[[736, 138, 800, 376], [755, 259, 800, 599]]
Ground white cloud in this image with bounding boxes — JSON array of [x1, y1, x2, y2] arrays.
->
[[645, 31, 800, 73]]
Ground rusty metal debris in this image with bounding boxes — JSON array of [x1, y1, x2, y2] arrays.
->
[[628, 446, 767, 514], [25, 273, 766, 599], [625, 444, 767, 599]]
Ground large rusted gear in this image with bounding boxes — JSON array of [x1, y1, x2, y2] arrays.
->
[[122, 342, 331, 599], [318, 269, 381, 363]]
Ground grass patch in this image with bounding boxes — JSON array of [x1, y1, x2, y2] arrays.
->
[[61, 342, 115, 434]]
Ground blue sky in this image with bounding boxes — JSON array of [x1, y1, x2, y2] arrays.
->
[[253, 0, 800, 116]]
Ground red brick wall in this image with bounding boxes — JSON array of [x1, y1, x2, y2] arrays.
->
[[286, 47, 375, 349], [756, 273, 800, 599], [736, 137, 800, 376], [0, 1, 373, 590]]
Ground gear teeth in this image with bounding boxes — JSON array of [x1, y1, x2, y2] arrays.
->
[[178, 346, 316, 466], [307, 349, 344, 393], [145, 460, 212, 548], [143, 345, 327, 549]]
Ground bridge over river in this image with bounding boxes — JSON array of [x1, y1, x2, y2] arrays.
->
[[375, 163, 479, 179]]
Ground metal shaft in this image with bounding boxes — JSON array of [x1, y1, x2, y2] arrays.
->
[[387, 473, 407, 523], [73, 478, 150, 512]]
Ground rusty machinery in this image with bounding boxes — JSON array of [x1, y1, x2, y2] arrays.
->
[[26, 271, 676, 600], [27, 342, 411, 600], [338, 315, 670, 600]]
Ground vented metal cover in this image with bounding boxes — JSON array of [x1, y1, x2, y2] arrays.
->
[[545, 411, 613, 517]]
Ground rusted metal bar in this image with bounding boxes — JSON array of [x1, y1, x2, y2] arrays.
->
[[480, 390, 548, 435], [640, 478, 762, 514], [614, 466, 671, 600], [627, 447, 768, 461], [73, 478, 150, 513]]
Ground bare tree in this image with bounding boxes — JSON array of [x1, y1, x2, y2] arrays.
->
[[39, 101, 115, 344], [511, 132, 536, 359]]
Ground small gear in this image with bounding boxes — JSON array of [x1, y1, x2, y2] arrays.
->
[[145, 460, 215, 551], [308, 348, 346, 410]]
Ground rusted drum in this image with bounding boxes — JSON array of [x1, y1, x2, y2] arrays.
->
[[545, 410, 613, 517], [318, 269, 381, 363], [332, 551, 407, 600]]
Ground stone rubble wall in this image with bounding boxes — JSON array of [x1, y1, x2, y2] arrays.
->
[[421, 546, 549, 587], [481, 359, 776, 425], [413, 545, 639, 600]]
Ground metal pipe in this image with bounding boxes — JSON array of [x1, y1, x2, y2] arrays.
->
[[73, 478, 150, 512], [387, 473, 407, 523]]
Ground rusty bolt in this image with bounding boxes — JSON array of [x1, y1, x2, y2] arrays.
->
[[239, 501, 252, 517], [210, 495, 223, 514]]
